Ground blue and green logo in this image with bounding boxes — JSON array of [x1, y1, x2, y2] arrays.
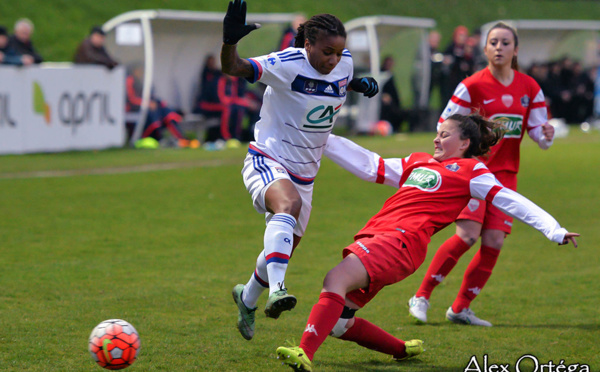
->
[[304, 103, 341, 130]]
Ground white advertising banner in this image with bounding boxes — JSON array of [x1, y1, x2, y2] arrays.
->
[[0, 65, 125, 154]]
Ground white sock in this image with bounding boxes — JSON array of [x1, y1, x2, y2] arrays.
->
[[264, 213, 296, 295], [241, 250, 269, 309]]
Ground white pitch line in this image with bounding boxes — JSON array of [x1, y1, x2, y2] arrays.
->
[[0, 158, 240, 180]]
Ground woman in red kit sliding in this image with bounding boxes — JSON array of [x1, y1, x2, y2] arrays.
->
[[274, 112, 578, 371], [407, 22, 557, 327]]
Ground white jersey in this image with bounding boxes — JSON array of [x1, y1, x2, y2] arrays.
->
[[246, 47, 353, 184]]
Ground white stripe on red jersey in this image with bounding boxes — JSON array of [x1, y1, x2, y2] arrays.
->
[[324, 134, 567, 264], [438, 68, 550, 174]]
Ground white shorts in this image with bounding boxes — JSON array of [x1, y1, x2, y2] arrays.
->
[[242, 152, 313, 237]]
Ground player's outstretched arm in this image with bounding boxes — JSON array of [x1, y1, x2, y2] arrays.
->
[[470, 174, 579, 246], [560, 232, 579, 248], [221, 0, 261, 78], [324, 134, 404, 187], [348, 77, 379, 98]]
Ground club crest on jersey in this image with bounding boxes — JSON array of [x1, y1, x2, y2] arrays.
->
[[445, 163, 460, 172], [304, 80, 317, 94], [520, 95, 530, 108], [501, 94, 513, 107], [403, 167, 442, 192], [467, 199, 480, 212], [492, 114, 523, 138]]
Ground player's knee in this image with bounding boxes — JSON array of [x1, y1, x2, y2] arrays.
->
[[329, 307, 357, 338], [456, 231, 479, 246], [481, 233, 505, 249], [271, 196, 302, 219]]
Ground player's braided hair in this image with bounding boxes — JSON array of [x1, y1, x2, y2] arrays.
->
[[294, 14, 346, 48], [486, 21, 520, 70], [448, 113, 504, 158]]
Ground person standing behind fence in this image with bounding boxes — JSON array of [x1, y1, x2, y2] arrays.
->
[[8, 18, 42, 64], [220, 0, 378, 341], [407, 22, 556, 327], [73, 26, 118, 69], [0, 25, 31, 65]]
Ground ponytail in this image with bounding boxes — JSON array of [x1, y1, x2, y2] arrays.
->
[[448, 112, 504, 158]]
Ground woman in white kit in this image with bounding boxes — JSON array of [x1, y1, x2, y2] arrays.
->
[[220, 0, 379, 340]]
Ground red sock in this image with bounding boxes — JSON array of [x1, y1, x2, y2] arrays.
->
[[416, 235, 471, 299], [339, 317, 406, 358], [299, 292, 345, 361], [452, 245, 500, 312]]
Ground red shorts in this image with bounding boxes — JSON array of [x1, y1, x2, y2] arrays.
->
[[344, 234, 418, 308], [457, 173, 517, 234]]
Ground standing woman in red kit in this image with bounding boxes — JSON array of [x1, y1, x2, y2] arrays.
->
[[408, 22, 556, 326]]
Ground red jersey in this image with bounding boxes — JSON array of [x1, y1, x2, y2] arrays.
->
[[324, 134, 567, 268], [355, 153, 490, 265], [439, 68, 549, 174]]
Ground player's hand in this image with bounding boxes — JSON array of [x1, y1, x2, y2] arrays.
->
[[542, 122, 554, 141], [349, 77, 379, 98], [223, 0, 261, 45], [559, 232, 580, 248]]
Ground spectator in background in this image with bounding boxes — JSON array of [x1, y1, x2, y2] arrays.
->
[[126, 64, 198, 148], [8, 18, 42, 64], [440, 25, 470, 105], [546, 61, 566, 119], [194, 55, 225, 146], [193, 54, 250, 150], [469, 29, 487, 72], [0, 25, 32, 65], [73, 26, 118, 69], [379, 56, 407, 132], [412, 30, 443, 110], [570, 62, 595, 123], [278, 14, 306, 51]]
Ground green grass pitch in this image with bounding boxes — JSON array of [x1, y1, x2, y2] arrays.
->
[[0, 130, 598, 371]]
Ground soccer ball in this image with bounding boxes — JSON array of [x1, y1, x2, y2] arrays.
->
[[89, 319, 140, 370]]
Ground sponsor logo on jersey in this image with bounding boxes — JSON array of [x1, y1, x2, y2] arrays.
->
[[520, 95, 530, 108], [304, 104, 341, 127], [292, 75, 348, 97], [501, 94, 513, 107], [304, 80, 317, 94], [483, 98, 496, 105], [274, 167, 286, 174], [491, 113, 524, 138], [445, 162, 460, 172], [403, 167, 442, 192]]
